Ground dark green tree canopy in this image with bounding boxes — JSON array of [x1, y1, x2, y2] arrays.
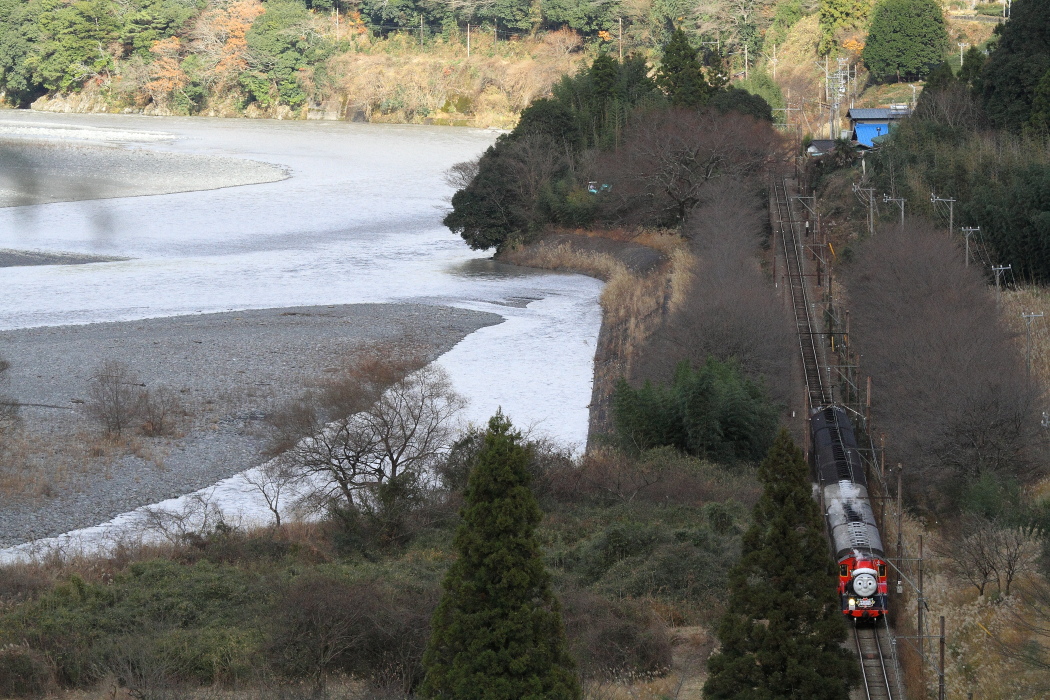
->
[[862, 0, 949, 82], [656, 28, 711, 107], [1031, 69, 1050, 132], [709, 86, 774, 122], [421, 412, 581, 700], [612, 357, 780, 462], [981, 0, 1050, 130], [958, 45, 986, 90], [704, 430, 857, 699]]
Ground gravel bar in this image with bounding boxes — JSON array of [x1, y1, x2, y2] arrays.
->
[[0, 303, 502, 547], [0, 139, 287, 207]]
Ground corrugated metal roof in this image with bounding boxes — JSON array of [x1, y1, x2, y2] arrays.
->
[[848, 107, 912, 120], [854, 122, 891, 147], [807, 139, 838, 155]]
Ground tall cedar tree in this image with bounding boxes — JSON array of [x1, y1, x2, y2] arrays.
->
[[656, 28, 711, 107], [421, 412, 581, 700], [862, 0, 948, 82], [705, 429, 856, 699]]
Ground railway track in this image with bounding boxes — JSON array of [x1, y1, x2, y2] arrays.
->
[[854, 623, 897, 700], [772, 176, 831, 409], [773, 175, 904, 699]]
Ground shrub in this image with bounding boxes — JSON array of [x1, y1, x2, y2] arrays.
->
[[560, 517, 742, 604], [559, 588, 672, 679], [84, 359, 145, 436], [0, 645, 52, 698], [271, 575, 437, 691]]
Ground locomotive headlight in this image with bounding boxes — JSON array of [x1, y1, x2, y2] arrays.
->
[[848, 598, 856, 610], [853, 573, 878, 598]]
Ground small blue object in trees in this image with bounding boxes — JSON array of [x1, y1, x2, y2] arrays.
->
[[587, 182, 611, 194]]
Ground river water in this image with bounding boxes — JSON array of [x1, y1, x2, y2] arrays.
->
[[0, 112, 602, 558]]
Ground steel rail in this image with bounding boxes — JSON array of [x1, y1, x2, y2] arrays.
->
[[773, 177, 829, 408], [854, 623, 895, 700], [873, 622, 895, 699]]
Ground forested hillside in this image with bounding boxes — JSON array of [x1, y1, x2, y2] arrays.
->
[[0, 0, 921, 123]]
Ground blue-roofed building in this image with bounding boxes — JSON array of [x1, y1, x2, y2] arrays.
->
[[853, 122, 893, 148], [847, 106, 911, 149]]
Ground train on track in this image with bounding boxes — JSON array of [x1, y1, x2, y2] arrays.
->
[[810, 405, 889, 620]]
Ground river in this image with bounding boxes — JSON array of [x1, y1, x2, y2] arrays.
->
[[0, 111, 602, 559]]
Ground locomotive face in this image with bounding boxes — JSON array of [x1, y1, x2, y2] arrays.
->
[[839, 560, 888, 618], [852, 571, 878, 597]]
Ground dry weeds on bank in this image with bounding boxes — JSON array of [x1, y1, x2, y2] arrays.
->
[[499, 230, 693, 431], [325, 31, 585, 127]]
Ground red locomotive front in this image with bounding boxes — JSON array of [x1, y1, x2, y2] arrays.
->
[[838, 557, 889, 618]]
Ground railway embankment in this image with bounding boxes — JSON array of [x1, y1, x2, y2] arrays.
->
[[498, 229, 689, 441]]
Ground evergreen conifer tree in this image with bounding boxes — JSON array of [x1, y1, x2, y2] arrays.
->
[[981, 0, 1050, 130], [1030, 69, 1050, 133], [704, 429, 857, 700], [862, 0, 949, 82], [420, 412, 581, 700], [656, 28, 711, 107]]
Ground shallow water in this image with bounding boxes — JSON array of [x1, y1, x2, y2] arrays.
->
[[0, 113, 602, 558]]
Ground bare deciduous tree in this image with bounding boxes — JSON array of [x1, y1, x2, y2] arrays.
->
[[443, 158, 480, 191], [85, 360, 146, 436], [845, 220, 1047, 508], [287, 363, 465, 539], [632, 180, 795, 404], [140, 385, 182, 437], [600, 108, 782, 226], [242, 457, 299, 528]]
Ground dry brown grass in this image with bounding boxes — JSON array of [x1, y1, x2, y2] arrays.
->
[[877, 506, 1050, 699], [1002, 285, 1050, 392], [321, 31, 586, 127], [501, 233, 694, 432], [1, 426, 175, 506], [500, 231, 694, 436]]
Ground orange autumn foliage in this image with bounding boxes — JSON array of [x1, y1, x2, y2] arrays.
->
[[192, 0, 266, 85], [146, 36, 186, 98]]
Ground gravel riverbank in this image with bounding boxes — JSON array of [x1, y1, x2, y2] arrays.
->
[[0, 303, 501, 547], [0, 138, 287, 207]]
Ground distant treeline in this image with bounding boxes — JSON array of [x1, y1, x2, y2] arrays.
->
[[0, 0, 799, 114]]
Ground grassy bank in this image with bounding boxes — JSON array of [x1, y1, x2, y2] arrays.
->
[[0, 444, 758, 699]]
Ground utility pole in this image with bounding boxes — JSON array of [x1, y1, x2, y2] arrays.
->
[[883, 194, 905, 227], [854, 183, 876, 236], [918, 534, 925, 668], [931, 192, 956, 237], [993, 263, 1012, 305], [958, 42, 969, 65], [618, 17, 623, 61], [467, 23, 470, 57], [1022, 312, 1044, 383], [939, 616, 946, 700], [961, 226, 979, 267], [420, 14, 424, 47], [744, 44, 748, 80]]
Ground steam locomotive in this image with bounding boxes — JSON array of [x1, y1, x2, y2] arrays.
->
[[810, 405, 889, 619]]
